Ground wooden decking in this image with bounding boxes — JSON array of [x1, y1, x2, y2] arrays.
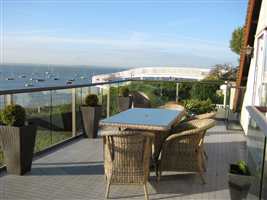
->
[[0, 121, 246, 200]]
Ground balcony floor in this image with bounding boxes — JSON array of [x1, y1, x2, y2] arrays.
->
[[0, 121, 246, 200]]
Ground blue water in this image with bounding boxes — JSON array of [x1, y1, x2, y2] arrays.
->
[[0, 64, 126, 108], [0, 64, 125, 91]]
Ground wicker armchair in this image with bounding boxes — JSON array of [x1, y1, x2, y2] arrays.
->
[[156, 119, 216, 184], [150, 101, 187, 160], [160, 101, 216, 121], [190, 112, 216, 120], [159, 101, 185, 111], [172, 117, 216, 162], [131, 91, 152, 108], [100, 129, 154, 200]]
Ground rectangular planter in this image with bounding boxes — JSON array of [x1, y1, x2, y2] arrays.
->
[[81, 106, 102, 138], [228, 164, 252, 189], [228, 173, 252, 188], [0, 124, 37, 175]]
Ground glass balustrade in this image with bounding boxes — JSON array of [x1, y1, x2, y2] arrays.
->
[[13, 91, 53, 152], [247, 106, 267, 199], [50, 89, 73, 145], [0, 79, 233, 168]]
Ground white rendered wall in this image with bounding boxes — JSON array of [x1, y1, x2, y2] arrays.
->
[[92, 67, 211, 83], [240, 0, 267, 134]]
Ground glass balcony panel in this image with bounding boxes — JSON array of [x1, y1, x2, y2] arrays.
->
[[247, 118, 266, 199], [13, 92, 52, 152], [109, 83, 120, 116], [262, 140, 267, 199], [0, 96, 5, 166], [75, 88, 83, 133], [0, 95, 4, 109], [101, 85, 109, 118], [51, 89, 73, 145], [128, 81, 165, 107]]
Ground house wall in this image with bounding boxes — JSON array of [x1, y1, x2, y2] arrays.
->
[[240, 0, 267, 134]]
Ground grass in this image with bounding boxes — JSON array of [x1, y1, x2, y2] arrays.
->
[[34, 129, 72, 152], [0, 151, 3, 167]]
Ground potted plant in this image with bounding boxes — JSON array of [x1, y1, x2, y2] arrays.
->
[[228, 160, 252, 199], [80, 94, 102, 138], [0, 104, 37, 175], [118, 86, 132, 112]]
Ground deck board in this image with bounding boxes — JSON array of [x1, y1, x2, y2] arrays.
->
[[0, 121, 246, 200]]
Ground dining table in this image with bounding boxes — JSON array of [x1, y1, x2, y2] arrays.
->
[[99, 107, 185, 161]]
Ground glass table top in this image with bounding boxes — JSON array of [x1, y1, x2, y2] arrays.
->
[[100, 108, 184, 131]]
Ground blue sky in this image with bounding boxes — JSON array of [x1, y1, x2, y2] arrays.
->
[[1, 0, 248, 68]]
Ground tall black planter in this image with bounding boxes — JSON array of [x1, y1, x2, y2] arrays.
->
[[118, 96, 132, 112], [0, 124, 37, 175], [81, 106, 102, 138]]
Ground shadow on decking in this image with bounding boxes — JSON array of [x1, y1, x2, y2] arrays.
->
[[28, 164, 104, 176], [206, 130, 243, 136], [32, 161, 103, 166]]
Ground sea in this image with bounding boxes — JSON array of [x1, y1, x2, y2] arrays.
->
[[0, 64, 126, 108], [0, 64, 125, 91]]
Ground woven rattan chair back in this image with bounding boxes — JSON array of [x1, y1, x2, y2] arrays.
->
[[157, 119, 216, 184], [159, 101, 185, 111], [192, 112, 216, 120], [102, 130, 154, 200], [131, 91, 152, 108]]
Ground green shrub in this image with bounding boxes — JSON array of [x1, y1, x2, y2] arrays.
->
[[183, 99, 215, 115], [119, 86, 129, 97], [237, 160, 250, 175], [162, 88, 176, 100], [230, 160, 250, 175], [85, 94, 99, 106], [178, 82, 193, 100], [0, 104, 26, 127], [190, 82, 221, 103]]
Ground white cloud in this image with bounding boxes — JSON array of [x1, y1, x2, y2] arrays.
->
[[3, 32, 237, 67]]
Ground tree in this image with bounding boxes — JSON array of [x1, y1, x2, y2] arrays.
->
[[206, 64, 236, 81], [230, 27, 244, 55]]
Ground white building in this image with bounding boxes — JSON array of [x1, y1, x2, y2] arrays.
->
[[237, 0, 267, 134], [92, 67, 211, 83]]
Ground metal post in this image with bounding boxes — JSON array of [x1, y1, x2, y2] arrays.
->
[[50, 91, 53, 144], [223, 81, 228, 109], [223, 91, 227, 109], [224, 82, 231, 127], [72, 88, 76, 137], [5, 94, 13, 105], [176, 83, 179, 102], [101, 87, 103, 105], [107, 85, 110, 117]]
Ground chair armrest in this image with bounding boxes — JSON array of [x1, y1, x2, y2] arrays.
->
[[165, 128, 201, 142]]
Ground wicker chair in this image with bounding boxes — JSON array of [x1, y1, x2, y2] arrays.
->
[[189, 112, 216, 120], [100, 129, 154, 200], [174, 112, 216, 162], [151, 101, 187, 160], [159, 101, 185, 111], [131, 91, 152, 108], [160, 101, 216, 121], [159, 101, 189, 122], [156, 119, 216, 184]]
